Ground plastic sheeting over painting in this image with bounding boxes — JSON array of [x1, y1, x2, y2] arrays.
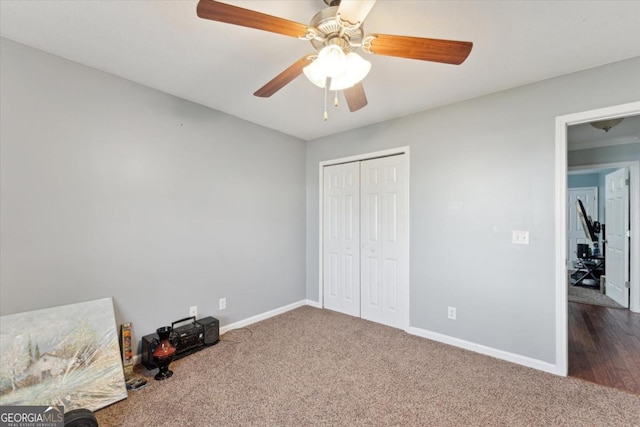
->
[[0, 297, 127, 412]]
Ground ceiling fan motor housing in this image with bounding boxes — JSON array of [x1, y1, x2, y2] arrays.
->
[[309, 6, 363, 53]]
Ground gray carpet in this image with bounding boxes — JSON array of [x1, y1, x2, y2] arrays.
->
[[95, 306, 640, 426], [568, 284, 624, 309]]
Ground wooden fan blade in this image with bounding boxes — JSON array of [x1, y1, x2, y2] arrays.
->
[[197, 0, 309, 38], [337, 0, 376, 27], [254, 55, 314, 98], [365, 34, 472, 65], [343, 82, 368, 112]]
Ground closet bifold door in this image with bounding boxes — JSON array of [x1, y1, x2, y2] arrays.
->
[[323, 161, 361, 317], [360, 155, 407, 328]]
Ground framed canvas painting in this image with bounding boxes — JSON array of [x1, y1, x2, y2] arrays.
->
[[0, 297, 127, 411]]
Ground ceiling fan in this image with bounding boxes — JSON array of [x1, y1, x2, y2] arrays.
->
[[196, 0, 473, 117]]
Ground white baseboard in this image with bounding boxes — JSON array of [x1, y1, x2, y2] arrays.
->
[[218, 299, 559, 376], [133, 300, 313, 367], [132, 354, 142, 367], [304, 299, 322, 308], [134, 300, 558, 377], [406, 326, 559, 375], [219, 300, 309, 334]]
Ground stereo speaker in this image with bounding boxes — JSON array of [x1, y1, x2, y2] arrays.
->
[[141, 332, 159, 370], [197, 316, 219, 346]]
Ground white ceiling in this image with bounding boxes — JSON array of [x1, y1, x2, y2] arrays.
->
[[1, 1, 640, 141]]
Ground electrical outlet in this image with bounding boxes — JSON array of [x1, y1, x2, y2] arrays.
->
[[448, 306, 456, 320], [512, 230, 530, 245], [219, 298, 226, 310], [189, 305, 197, 318]]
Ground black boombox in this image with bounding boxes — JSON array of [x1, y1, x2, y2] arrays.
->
[[141, 316, 219, 370]]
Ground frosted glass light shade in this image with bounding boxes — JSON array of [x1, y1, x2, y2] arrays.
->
[[303, 46, 371, 90], [303, 59, 327, 88], [342, 52, 371, 86], [319, 45, 346, 78]]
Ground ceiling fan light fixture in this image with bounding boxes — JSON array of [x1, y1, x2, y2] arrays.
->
[[303, 46, 371, 90], [319, 45, 346, 77], [303, 45, 345, 88], [328, 52, 371, 90]]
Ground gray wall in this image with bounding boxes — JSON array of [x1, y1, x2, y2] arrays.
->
[[569, 142, 640, 167], [3, 34, 639, 368], [306, 56, 640, 364], [0, 39, 306, 350]]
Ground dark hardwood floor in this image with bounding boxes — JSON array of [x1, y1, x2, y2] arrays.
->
[[568, 301, 640, 395]]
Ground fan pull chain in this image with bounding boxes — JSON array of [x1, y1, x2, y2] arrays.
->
[[334, 91, 339, 107], [323, 84, 328, 121], [323, 77, 332, 121]]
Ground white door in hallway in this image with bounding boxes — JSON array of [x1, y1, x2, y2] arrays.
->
[[605, 168, 630, 308], [360, 155, 408, 329], [323, 162, 361, 317]]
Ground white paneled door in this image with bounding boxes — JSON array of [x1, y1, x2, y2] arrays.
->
[[605, 168, 630, 308], [360, 156, 408, 328], [323, 162, 361, 317], [322, 154, 408, 329]]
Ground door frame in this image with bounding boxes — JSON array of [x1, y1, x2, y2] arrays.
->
[[555, 101, 640, 376], [318, 146, 410, 330]]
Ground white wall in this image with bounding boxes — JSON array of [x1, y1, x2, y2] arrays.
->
[[306, 56, 640, 365], [0, 38, 307, 350]]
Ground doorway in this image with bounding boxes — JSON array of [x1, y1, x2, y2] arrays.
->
[[567, 166, 634, 309], [566, 162, 637, 393], [567, 163, 635, 310], [319, 147, 410, 330], [554, 101, 640, 377]]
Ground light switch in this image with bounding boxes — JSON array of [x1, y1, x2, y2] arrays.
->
[[512, 230, 530, 245]]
